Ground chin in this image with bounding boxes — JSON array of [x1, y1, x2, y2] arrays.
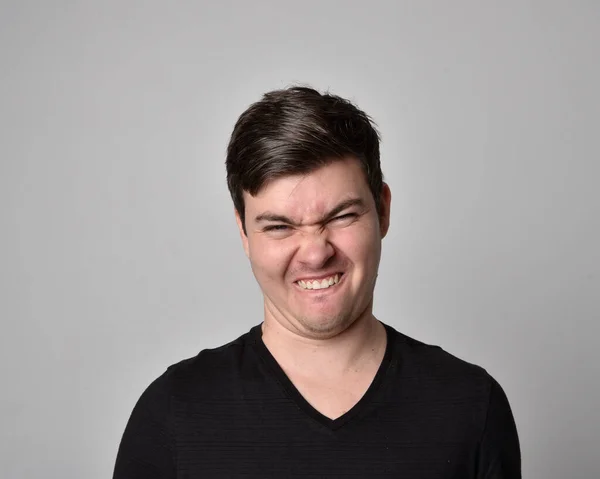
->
[[296, 313, 355, 338]]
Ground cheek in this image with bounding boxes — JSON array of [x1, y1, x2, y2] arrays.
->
[[249, 238, 294, 279], [334, 223, 381, 263]]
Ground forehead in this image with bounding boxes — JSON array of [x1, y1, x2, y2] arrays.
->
[[244, 158, 372, 219]]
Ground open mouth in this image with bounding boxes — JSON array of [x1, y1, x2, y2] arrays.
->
[[295, 273, 344, 291]]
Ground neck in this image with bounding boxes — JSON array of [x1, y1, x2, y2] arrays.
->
[[260, 309, 387, 379]]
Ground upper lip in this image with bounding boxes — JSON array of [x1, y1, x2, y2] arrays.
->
[[294, 272, 343, 283]]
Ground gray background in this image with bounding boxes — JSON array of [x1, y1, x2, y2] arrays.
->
[[1, 1, 598, 478]]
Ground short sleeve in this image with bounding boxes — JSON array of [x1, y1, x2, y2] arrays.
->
[[113, 370, 176, 479], [476, 376, 522, 479]]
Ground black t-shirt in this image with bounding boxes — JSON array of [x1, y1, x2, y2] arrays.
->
[[113, 322, 521, 478]]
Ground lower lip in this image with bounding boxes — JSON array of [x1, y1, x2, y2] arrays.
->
[[295, 274, 345, 293]]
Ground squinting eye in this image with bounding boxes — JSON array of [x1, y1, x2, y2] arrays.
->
[[264, 225, 291, 232], [332, 213, 356, 222]]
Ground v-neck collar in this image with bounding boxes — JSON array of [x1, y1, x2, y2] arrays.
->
[[249, 322, 397, 431]]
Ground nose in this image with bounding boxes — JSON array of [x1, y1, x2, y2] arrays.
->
[[297, 230, 335, 269]]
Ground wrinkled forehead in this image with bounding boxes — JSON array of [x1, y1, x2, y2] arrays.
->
[[243, 159, 373, 223]]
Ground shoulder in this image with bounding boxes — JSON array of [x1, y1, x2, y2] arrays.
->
[[385, 324, 496, 403], [143, 327, 258, 401], [383, 324, 511, 438]]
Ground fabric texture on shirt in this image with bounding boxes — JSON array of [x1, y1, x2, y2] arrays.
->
[[113, 322, 521, 478]]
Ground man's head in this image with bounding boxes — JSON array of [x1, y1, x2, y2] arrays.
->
[[226, 86, 383, 234], [225, 86, 391, 339]]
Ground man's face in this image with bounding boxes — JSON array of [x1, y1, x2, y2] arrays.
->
[[235, 157, 391, 339]]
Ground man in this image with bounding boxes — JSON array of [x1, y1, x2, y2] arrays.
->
[[113, 86, 521, 478]]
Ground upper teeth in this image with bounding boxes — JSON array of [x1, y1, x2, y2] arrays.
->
[[297, 274, 340, 290]]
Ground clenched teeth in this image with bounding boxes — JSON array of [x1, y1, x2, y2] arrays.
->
[[297, 274, 340, 290]]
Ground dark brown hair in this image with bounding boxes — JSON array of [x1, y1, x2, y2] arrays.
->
[[226, 86, 383, 233]]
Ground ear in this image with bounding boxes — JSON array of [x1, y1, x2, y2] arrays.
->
[[234, 209, 250, 258], [379, 182, 392, 238]]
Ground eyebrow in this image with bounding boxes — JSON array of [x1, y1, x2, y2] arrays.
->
[[254, 198, 366, 226]]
